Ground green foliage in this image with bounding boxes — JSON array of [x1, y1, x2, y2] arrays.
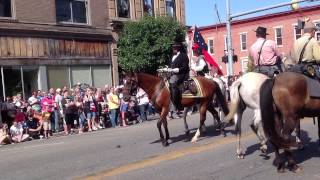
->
[[118, 16, 186, 74]]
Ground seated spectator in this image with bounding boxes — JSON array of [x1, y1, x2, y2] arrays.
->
[[10, 121, 29, 143], [26, 113, 41, 139], [0, 123, 12, 145]]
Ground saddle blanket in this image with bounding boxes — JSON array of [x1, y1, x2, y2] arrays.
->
[[165, 77, 204, 98], [304, 76, 320, 99]]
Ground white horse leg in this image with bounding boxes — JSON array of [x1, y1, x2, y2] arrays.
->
[[191, 128, 201, 143], [251, 109, 268, 155], [235, 111, 244, 159]]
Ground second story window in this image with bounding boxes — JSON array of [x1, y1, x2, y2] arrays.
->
[[143, 0, 154, 16], [0, 0, 12, 17], [240, 33, 247, 51], [56, 0, 88, 24], [316, 22, 320, 42], [294, 27, 302, 40], [117, 0, 130, 18], [275, 27, 283, 46], [208, 39, 214, 54], [166, 0, 175, 18]]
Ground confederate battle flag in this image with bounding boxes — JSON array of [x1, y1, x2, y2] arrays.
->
[[193, 26, 223, 75]]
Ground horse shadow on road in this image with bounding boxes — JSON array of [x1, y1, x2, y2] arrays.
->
[[150, 125, 235, 145], [244, 130, 319, 163]]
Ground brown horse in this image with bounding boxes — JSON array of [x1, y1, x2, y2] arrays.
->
[[260, 72, 320, 172], [124, 73, 229, 147]]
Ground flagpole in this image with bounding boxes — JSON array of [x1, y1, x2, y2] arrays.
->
[[226, 0, 233, 76]]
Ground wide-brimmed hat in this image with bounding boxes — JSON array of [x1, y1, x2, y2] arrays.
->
[[304, 21, 318, 30], [254, 26, 269, 36]]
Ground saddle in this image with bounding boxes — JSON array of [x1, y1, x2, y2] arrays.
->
[[162, 77, 203, 98], [286, 63, 320, 99]]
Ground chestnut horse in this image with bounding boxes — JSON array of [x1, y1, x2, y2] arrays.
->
[[260, 72, 320, 172], [124, 73, 229, 147]]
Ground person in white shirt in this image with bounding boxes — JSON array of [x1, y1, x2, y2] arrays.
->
[[10, 121, 29, 143], [136, 87, 149, 123]]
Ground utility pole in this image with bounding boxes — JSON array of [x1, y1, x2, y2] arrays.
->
[[225, 0, 318, 76]]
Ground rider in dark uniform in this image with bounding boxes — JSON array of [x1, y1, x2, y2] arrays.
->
[[169, 42, 190, 111]]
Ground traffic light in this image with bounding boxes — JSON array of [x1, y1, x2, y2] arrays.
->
[[222, 54, 238, 63]]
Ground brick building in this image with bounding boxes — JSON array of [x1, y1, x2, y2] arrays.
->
[[188, 5, 320, 76], [0, 0, 185, 100]]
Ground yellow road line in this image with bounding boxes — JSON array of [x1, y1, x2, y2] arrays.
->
[[75, 118, 314, 180], [75, 132, 255, 180]]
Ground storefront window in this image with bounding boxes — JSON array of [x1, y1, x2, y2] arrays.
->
[[3, 67, 22, 97], [71, 66, 91, 86], [92, 66, 112, 88], [23, 67, 39, 98], [47, 66, 70, 89]]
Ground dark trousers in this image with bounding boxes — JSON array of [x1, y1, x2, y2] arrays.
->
[[169, 83, 182, 110]]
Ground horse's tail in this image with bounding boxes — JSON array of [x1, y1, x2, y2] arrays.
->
[[213, 81, 229, 115], [260, 79, 295, 149], [224, 79, 241, 122]]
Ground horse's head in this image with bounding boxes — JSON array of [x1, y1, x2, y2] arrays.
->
[[123, 72, 139, 96]]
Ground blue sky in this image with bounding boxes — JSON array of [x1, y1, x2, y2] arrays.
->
[[186, 0, 320, 27]]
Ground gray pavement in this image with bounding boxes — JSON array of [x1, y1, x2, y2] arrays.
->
[[0, 110, 319, 180]]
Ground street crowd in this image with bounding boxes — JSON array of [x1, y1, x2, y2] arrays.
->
[[0, 83, 155, 146]]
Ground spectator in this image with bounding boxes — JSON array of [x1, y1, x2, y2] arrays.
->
[[28, 91, 41, 113], [83, 88, 98, 131], [119, 88, 129, 127], [136, 87, 149, 123], [41, 104, 51, 139], [54, 88, 63, 133], [25, 113, 41, 139], [0, 123, 12, 145], [62, 90, 78, 135], [42, 92, 55, 135], [107, 87, 120, 128], [10, 121, 29, 143]]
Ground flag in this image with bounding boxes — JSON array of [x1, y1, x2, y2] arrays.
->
[[193, 26, 223, 75]]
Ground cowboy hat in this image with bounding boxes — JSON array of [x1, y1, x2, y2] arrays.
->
[[304, 21, 318, 30], [254, 26, 269, 36]]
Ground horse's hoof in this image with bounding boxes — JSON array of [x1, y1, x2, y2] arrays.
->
[[162, 141, 169, 147], [277, 168, 286, 173], [191, 138, 197, 143], [292, 166, 302, 173], [260, 147, 268, 155], [237, 154, 244, 159]]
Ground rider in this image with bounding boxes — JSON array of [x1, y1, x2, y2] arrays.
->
[[291, 21, 320, 65], [248, 26, 283, 77], [190, 44, 209, 77], [168, 41, 190, 111]]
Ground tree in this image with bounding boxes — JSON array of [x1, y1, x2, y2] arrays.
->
[[118, 16, 186, 74]]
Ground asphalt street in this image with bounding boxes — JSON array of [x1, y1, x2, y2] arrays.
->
[[0, 109, 319, 180]]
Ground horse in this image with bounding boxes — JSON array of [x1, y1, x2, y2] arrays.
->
[[123, 72, 229, 147], [260, 72, 320, 172], [181, 76, 227, 136], [223, 72, 270, 159]]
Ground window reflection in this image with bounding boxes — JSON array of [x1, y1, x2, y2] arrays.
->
[[143, 0, 154, 16], [117, 0, 130, 18]]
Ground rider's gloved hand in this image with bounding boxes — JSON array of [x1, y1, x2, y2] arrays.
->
[[171, 68, 179, 73]]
